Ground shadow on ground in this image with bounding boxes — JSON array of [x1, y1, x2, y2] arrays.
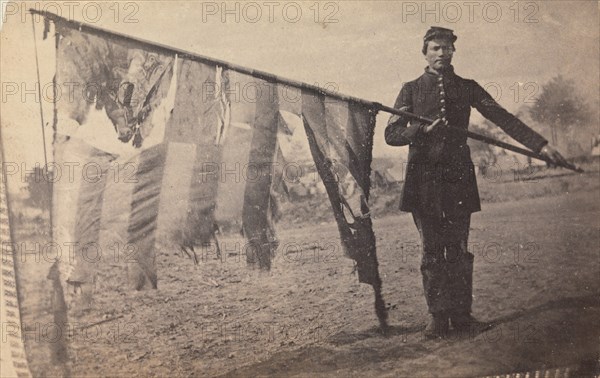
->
[[221, 294, 600, 377]]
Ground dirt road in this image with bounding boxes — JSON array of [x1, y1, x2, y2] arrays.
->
[[18, 189, 599, 377]]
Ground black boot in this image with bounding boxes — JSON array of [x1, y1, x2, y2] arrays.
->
[[424, 312, 449, 340], [445, 247, 474, 313], [450, 311, 493, 335]]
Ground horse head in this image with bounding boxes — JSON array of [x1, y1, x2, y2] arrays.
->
[[106, 105, 136, 143]]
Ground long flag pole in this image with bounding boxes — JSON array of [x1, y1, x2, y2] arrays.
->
[[33, 9, 592, 338], [29, 9, 583, 173]]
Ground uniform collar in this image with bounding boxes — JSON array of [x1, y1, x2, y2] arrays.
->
[[424, 65, 456, 77]]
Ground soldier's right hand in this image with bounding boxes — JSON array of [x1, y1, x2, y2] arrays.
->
[[422, 118, 445, 134]]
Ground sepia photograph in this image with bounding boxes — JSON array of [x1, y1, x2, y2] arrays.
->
[[1, 1, 599, 377]]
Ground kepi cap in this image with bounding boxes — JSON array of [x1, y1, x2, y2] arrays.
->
[[423, 27, 457, 43]]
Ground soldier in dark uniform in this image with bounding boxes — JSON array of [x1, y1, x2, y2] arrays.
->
[[385, 27, 568, 339]]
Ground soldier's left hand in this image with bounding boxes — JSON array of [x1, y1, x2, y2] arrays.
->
[[540, 144, 568, 168]]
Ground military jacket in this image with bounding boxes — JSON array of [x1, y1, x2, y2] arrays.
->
[[385, 66, 548, 218]]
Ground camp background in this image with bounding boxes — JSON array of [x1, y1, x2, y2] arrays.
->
[[1, 2, 599, 377], [1, 1, 599, 184]]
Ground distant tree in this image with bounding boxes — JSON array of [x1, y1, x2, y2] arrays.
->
[[529, 75, 592, 145]]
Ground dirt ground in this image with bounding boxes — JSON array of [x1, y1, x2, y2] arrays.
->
[[14, 173, 600, 377]]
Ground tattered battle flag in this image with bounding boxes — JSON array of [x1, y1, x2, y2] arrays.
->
[[1, 14, 385, 375]]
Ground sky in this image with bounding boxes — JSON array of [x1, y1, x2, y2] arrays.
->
[[1, 1, 599, 172]]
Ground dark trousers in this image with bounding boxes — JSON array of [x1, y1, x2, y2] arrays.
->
[[412, 212, 474, 314]]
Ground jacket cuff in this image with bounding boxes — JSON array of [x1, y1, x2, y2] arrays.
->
[[402, 122, 425, 143]]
